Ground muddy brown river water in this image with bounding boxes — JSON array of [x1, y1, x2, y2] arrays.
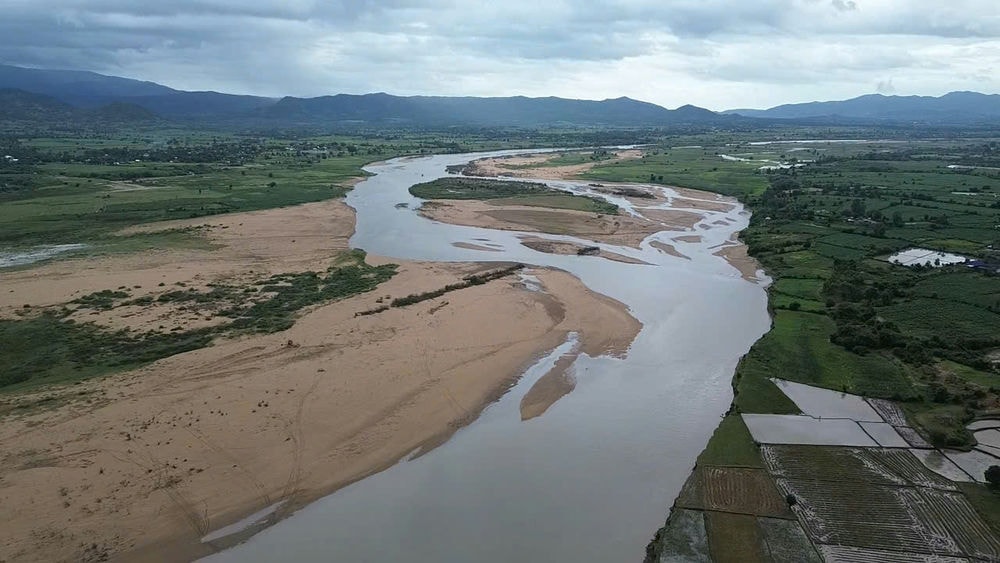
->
[[203, 150, 771, 562]]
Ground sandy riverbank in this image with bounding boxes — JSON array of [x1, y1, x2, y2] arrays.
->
[[420, 199, 702, 249], [519, 237, 650, 265], [0, 198, 641, 562], [465, 149, 642, 180], [430, 151, 763, 281], [0, 199, 356, 329]]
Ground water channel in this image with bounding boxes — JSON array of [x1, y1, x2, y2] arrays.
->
[[205, 149, 771, 562]]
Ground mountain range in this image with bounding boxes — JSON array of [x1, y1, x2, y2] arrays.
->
[[1, 63, 998, 127], [724, 91, 1000, 123]]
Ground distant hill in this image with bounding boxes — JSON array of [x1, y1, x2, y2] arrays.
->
[[10, 63, 997, 128], [0, 88, 77, 121], [84, 101, 160, 122], [0, 64, 274, 118], [724, 91, 1000, 123], [0, 64, 727, 126], [257, 93, 724, 126], [0, 88, 160, 123], [0, 64, 176, 100], [104, 91, 278, 118]]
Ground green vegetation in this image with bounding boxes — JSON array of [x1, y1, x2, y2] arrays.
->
[[409, 177, 619, 214], [72, 289, 131, 310], [0, 313, 214, 389], [224, 250, 397, 333], [5, 129, 617, 252], [904, 404, 975, 448], [587, 139, 1000, 449], [696, 415, 764, 468], [959, 482, 1000, 536], [581, 147, 769, 197], [746, 311, 918, 398], [1, 250, 396, 391], [390, 264, 524, 307]]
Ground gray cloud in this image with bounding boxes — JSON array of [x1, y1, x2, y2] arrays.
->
[[0, 0, 998, 109]]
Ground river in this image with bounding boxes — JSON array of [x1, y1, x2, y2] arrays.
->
[[204, 149, 771, 562]]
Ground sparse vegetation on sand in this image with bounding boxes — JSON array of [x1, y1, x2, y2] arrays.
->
[[1, 249, 396, 390], [409, 177, 619, 214], [389, 264, 524, 307]]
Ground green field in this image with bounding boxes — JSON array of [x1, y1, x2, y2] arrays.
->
[[585, 138, 1000, 449], [581, 147, 769, 197], [0, 154, 375, 248], [737, 310, 919, 402], [696, 415, 764, 468], [409, 176, 619, 214]]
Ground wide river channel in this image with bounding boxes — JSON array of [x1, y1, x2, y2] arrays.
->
[[205, 149, 771, 562]]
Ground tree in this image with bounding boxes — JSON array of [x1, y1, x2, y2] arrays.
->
[[850, 198, 866, 217], [986, 465, 1000, 489], [891, 211, 904, 227]]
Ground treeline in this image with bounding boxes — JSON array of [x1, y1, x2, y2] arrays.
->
[[63, 139, 265, 165], [390, 264, 525, 307]]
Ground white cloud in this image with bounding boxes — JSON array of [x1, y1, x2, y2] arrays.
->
[[0, 0, 998, 109]]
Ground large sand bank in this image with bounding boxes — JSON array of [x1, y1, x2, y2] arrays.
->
[[465, 149, 642, 180], [420, 200, 701, 249], [0, 198, 640, 562]]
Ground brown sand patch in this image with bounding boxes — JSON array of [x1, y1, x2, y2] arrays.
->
[[520, 352, 579, 421], [465, 150, 642, 181], [452, 242, 502, 252], [0, 199, 355, 326], [650, 241, 690, 260], [0, 202, 641, 562], [419, 200, 678, 249], [670, 197, 736, 212], [592, 184, 669, 205], [675, 235, 703, 243], [714, 244, 764, 282], [637, 208, 703, 231], [531, 269, 641, 359], [520, 237, 650, 265], [670, 185, 729, 201], [66, 301, 231, 334]]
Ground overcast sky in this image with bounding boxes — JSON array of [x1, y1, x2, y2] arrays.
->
[[1, 0, 998, 110]]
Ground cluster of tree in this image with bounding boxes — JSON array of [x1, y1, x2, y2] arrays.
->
[[822, 260, 916, 358], [61, 139, 265, 165], [822, 259, 999, 373], [0, 136, 43, 164], [755, 174, 815, 221]]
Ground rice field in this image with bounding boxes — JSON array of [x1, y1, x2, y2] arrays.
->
[[764, 445, 1000, 559], [700, 467, 792, 518]]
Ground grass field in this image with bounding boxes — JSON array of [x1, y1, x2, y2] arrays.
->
[[581, 148, 769, 197], [629, 135, 1000, 563], [696, 415, 765, 468], [0, 155, 376, 248], [739, 310, 919, 400], [409, 176, 619, 214], [588, 138, 1000, 449]]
